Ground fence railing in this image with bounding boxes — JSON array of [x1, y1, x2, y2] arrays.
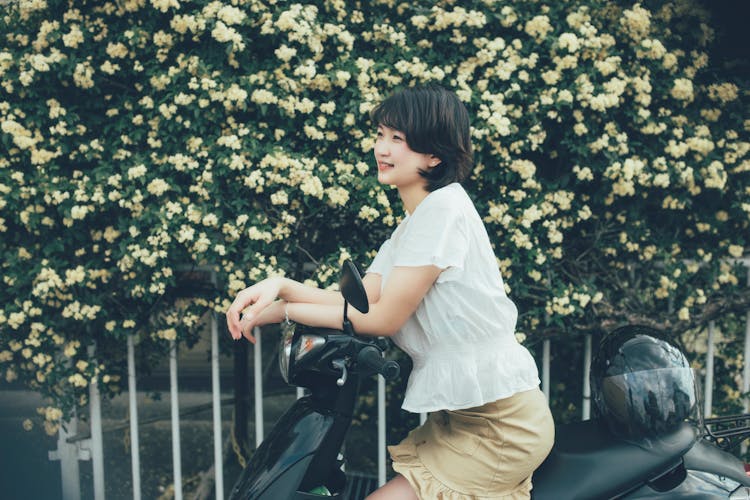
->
[[49, 265, 750, 500]]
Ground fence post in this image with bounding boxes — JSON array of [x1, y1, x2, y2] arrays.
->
[[211, 309, 224, 500], [254, 327, 264, 447], [743, 265, 750, 456], [88, 344, 105, 500], [378, 370, 386, 487], [127, 334, 142, 500], [49, 415, 83, 500], [704, 321, 715, 418], [542, 339, 550, 401], [169, 340, 183, 500], [582, 335, 591, 420]]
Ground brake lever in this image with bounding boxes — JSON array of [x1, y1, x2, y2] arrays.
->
[[332, 358, 348, 386]]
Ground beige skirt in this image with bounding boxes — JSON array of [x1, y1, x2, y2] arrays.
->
[[388, 388, 554, 499]]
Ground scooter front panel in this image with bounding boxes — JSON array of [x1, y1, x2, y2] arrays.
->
[[229, 398, 336, 499]]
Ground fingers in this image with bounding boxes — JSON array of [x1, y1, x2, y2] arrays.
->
[[226, 286, 260, 340], [239, 317, 257, 344], [226, 296, 270, 341], [239, 311, 257, 342], [226, 309, 240, 340], [226, 279, 282, 341], [239, 296, 273, 327], [226, 300, 245, 340]]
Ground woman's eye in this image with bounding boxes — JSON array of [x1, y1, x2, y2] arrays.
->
[[392, 134, 403, 141]]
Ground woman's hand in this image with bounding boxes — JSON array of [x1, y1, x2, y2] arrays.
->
[[237, 300, 286, 343], [226, 277, 283, 341]]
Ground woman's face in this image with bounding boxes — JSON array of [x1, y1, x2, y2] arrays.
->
[[374, 124, 437, 191]]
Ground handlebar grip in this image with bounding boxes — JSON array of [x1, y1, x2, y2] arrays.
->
[[357, 345, 400, 381]]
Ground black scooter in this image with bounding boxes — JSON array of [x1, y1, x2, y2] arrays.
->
[[229, 261, 750, 499]]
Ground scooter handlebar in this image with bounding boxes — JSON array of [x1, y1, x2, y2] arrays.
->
[[357, 345, 400, 381]]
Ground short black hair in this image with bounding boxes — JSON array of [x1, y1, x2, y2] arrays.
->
[[370, 85, 474, 192]]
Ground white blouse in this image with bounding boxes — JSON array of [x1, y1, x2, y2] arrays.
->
[[367, 183, 540, 413]]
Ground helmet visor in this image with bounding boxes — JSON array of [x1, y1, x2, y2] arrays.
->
[[599, 367, 697, 439]]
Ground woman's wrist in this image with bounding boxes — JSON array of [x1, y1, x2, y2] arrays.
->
[[253, 299, 287, 327], [283, 300, 291, 324], [273, 276, 290, 301], [276, 300, 288, 324]]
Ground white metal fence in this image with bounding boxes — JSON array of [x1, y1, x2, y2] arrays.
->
[[49, 267, 750, 500]]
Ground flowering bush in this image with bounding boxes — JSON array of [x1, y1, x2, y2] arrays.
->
[[1, 0, 748, 433]]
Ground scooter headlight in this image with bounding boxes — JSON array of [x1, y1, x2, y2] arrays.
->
[[295, 335, 326, 364], [278, 323, 326, 384], [278, 322, 296, 384]]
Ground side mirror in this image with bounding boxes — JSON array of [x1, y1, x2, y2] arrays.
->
[[340, 260, 369, 314], [340, 260, 369, 335]]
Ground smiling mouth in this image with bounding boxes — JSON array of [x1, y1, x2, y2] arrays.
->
[[378, 162, 394, 171]]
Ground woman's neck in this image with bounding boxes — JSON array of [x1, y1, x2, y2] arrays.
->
[[398, 184, 431, 214]]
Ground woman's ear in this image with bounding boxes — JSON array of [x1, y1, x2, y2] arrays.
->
[[427, 155, 442, 169]]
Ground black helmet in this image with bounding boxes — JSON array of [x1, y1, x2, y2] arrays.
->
[[591, 325, 698, 440]]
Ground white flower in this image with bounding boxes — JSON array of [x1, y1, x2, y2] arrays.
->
[[177, 225, 195, 242], [670, 78, 694, 102], [558, 33, 581, 52], [128, 164, 147, 179], [728, 245, 745, 258], [68, 373, 88, 387], [147, 178, 170, 196], [70, 205, 88, 220], [707, 83, 739, 103], [525, 15, 552, 40], [217, 5, 246, 25], [620, 4, 651, 41], [275, 45, 297, 62], [211, 21, 245, 51], [251, 89, 278, 105], [678, 307, 690, 321], [270, 190, 288, 205], [150, 0, 179, 13], [509, 159, 536, 180]]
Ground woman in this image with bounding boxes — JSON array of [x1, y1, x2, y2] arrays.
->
[[226, 85, 554, 499]]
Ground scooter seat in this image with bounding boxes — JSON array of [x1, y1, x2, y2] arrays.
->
[[531, 419, 697, 500]]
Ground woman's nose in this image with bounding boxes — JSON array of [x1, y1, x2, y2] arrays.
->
[[374, 138, 389, 157]]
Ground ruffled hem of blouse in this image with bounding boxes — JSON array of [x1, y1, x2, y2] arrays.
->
[[402, 344, 540, 413], [388, 440, 532, 500]]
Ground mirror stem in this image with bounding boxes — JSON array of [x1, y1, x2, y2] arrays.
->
[[343, 301, 354, 335]]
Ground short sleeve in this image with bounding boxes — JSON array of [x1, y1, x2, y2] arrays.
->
[[392, 201, 468, 275], [366, 239, 393, 276]]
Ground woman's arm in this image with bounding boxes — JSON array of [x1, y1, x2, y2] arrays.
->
[[279, 274, 382, 305], [227, 273, 383, 341], [238, 266, 441, 338]]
